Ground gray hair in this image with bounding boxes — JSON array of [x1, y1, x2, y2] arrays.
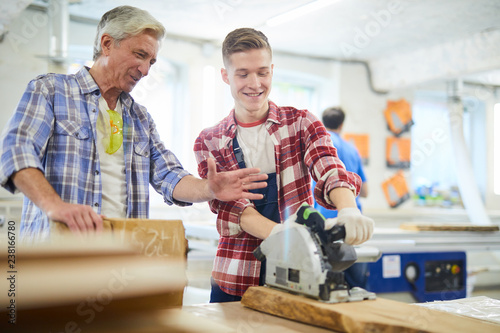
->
[[93, 6, 166, 61]]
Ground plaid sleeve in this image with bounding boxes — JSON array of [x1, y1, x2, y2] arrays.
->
[[301, 111, 361, 209], [0, 78, 54, 193], [194, 131, 253, 237]]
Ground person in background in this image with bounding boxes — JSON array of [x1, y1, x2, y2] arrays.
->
[[313, 107, 368, 218], [313, 106, 370, 288], [0, 6, 267, 241], [194, 27, 374, 302]]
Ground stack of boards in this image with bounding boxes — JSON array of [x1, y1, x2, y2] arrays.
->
[[1, 219, 191, 332]]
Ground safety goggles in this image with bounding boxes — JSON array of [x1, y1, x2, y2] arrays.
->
[[105, 109, 123, 154]]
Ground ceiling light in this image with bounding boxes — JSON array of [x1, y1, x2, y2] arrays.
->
[[266, 0, 340, 27]]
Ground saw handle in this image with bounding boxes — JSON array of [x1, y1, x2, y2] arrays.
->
[[295, 204, 348, 243], [327, 224, 346, 243]]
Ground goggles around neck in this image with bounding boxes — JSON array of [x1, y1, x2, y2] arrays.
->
[[105, 109, 123, 154]]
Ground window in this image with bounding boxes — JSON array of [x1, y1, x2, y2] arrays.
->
[[494, 103, 500, 195], [270, 67, 327, 116], [271, 81, 318, 111], [132, 57, 179, 152], [410, 92, 486, 207], [130, 58, 184, 208], [411, 95, 458, 193]]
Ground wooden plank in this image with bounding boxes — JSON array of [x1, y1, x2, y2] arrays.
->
[[400, 223, 499, 232], [50, 218, 188, 307], [0, 232, 188, 332], [51, 218, 188, 259], [6, 307, 233, 333], [1, 234, 187, 310], [182, 302, 334, 333], [241, 286, 500, 333]]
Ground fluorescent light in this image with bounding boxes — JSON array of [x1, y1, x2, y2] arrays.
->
[[266, 0, 340, 27]]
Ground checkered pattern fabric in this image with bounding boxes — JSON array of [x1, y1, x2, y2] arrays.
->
[[0, 67, 191, 240]]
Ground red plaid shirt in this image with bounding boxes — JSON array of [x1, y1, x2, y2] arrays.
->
[[194, 101, 361, 296]]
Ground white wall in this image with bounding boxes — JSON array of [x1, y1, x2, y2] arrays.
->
[[339, 63, 411, 211]]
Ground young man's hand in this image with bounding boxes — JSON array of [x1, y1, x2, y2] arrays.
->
[[327, 208, 374, 245]]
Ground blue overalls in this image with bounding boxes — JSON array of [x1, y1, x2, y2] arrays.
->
[[209, 137, 280, 302]]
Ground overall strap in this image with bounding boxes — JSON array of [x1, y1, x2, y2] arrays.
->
[[233, 136, 246, 169]]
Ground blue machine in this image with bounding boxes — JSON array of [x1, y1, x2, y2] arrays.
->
[[364, 251, 467, 302]]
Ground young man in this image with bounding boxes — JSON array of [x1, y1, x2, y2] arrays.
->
[[0, 7, 267, 241], [194, 28, 374, 302]]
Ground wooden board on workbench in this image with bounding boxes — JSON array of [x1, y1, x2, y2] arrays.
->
[[241, 286, 500, 333], [49, 218, 188, 308], [400, 223, 499, 232]]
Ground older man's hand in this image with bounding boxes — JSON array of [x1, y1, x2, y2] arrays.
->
[[206, 158, 268, 201]]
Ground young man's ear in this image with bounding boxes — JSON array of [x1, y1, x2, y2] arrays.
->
[[221, 68, 230, 85]]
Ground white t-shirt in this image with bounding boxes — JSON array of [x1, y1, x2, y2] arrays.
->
[[96, 97, 127, 218], [235, 117, 276, 174]]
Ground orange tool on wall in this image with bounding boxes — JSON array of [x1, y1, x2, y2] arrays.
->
[[384, 99, 414, 137], [343, 133, 370, 165], [382, 171, 410, 208], [386, 136, 411, 168]]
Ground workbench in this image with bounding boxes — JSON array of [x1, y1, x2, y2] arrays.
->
[[181, 301, 333, 332], [5, 297, 500, 333]]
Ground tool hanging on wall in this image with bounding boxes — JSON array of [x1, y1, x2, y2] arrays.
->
[[382, 171, 410, 208], [384, 99, 414, 137], [343, 133, 370, 165], [386, 137, 411, 168]]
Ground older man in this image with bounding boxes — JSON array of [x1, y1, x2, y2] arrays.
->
[[0, 6, 267, 240]]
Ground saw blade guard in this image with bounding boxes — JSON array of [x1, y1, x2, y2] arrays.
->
[[256, 221, 329, 298]]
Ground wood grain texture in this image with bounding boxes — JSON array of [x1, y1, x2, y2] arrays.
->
[[399, 223, 499, 232], [241, 286, 500, 333], [182, 302, 333, 332], [50, 218, 188, 307], [0, 223, 188, 333]]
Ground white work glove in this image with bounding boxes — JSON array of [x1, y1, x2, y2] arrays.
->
[[325, 208, 374, 245]]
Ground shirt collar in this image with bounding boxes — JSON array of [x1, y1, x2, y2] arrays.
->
[[75, 66, 100, 95], [227, 100, 281, 131], [267, 100, 281, 125]]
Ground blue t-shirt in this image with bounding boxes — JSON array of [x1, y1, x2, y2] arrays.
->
[[313, 131, 366, 218]]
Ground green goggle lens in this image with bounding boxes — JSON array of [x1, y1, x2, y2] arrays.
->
[[106, 109, 123, 154]]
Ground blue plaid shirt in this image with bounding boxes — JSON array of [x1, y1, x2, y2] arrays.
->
[[0, 67, 191, 239]]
